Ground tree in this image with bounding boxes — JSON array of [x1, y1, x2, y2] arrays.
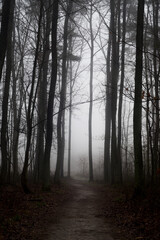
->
[[110, 0, 120, 184], [34, 0, 51, 183], [0, 0, 12, 81], [152, 0, 159, 182], [117, 0, 127, 184], [133, 0, 145, 194], [67, 43, 73, 178], [54, 0, 73, 184], [88, 0, 94, 182], [104, 29, 111, 183], [67, 19, 83, 178], [42, 0, 59, 190], [0, 0, 15, 183], [21, 1, 43, 193]]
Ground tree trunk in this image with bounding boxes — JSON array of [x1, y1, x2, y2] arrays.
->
[[11, 18, 25, 184], [0, 0, 12, 81], [12, 72, 23, 183], [35, 1, 50, 183], [60, 110, 65, 177], [144, 21, 150, 182], [152, 0, 159, 182], [133, 0, 145, 194], [110, 0, 119, 184], [0, 0, 15, 184], [148, 67, 154, 180], [68, 59, 72, 178], [88, 1, 94, 182], [54, 0, 73, 184], [117, 0, 126, 184], [104, 35, 111, 183], [42, 0, 59, 190], [21, 2, 43, 193]]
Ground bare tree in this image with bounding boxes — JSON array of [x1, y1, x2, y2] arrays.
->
[[152, 0, 159, 182], [0, 0, 12, 81], [35, 0, 51, 183], [42, 0, 59, 190], [0, 0, 15, 183], [54, 0, 73, 184], [110, 0, 120, 184], [21, 1, 43, 193], [117, 0, 127, 184], [133, 0, 145, 194], [104, 32, 111, 183]]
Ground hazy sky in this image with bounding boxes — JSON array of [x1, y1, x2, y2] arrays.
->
[[63, 54, 106, 174]]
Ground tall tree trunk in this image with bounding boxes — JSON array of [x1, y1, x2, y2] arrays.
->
[[12, 71, 23, 183], [68, 59, 72, 178], [88, 1, 94, 182], [0, 0, 12, 81], [12, 18, 25, 183], [149, 67, 154, 179], [152, 0, 159, 182], [145, 56, 150, 181], [54, 0, 73, 184], [21, 2, 43, 193], [35, 1, 50, 183], [110, 0, 119, 184], [104, 36, 111, 183], [60, 110, 65, 177], [0, 0, 15, 184], [117, 0, 126, 184], [42, 0, 59, 190], [133, 0, 145, 194], [144, 17, 150, 182]]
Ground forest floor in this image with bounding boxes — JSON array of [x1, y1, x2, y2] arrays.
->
[[0, 178, 160, 240]]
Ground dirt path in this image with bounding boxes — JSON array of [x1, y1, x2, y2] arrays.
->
[[43, 179, 124, 240]]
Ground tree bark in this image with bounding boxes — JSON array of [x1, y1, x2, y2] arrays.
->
[[60, 110, 65, 177], [88, 1, 94, 182], [133, 0, 145, 194], [110, 0, 119, 184], [104, 35, 111, 183], [152, 0, 159, 182], [54, 0, 73, 184], [11, 17, 25, 183], [117, 0, 126, 184], [21, 2, 43, 193], [0, 0, 12, 81], [35, 1, 50, 183], [42, 0, 59, 189], [0, 0, 15, 184], [68, 59, 72, 178]]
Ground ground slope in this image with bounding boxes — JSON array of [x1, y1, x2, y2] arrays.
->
[[41, 179, 125, 240]]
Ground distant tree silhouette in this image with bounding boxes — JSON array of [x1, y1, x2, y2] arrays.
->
[[133, 0, 145, 194]]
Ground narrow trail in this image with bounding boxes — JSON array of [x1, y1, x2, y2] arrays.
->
[[43, 179, 124, 240]]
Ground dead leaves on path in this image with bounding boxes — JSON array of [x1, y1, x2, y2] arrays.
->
[[102, 186, 160, 240], [1, 182, 160, 240], [0, 184, 71, 240]]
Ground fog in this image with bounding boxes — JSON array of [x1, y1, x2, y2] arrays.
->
[[70, 101, 105, 172], [51, 46, 107, 177]]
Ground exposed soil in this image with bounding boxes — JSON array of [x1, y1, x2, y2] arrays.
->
[[0, 179, 160, 240], [42, 179, 125, 240]]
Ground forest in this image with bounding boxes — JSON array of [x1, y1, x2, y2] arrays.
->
[[0, 0, 160, 239]]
